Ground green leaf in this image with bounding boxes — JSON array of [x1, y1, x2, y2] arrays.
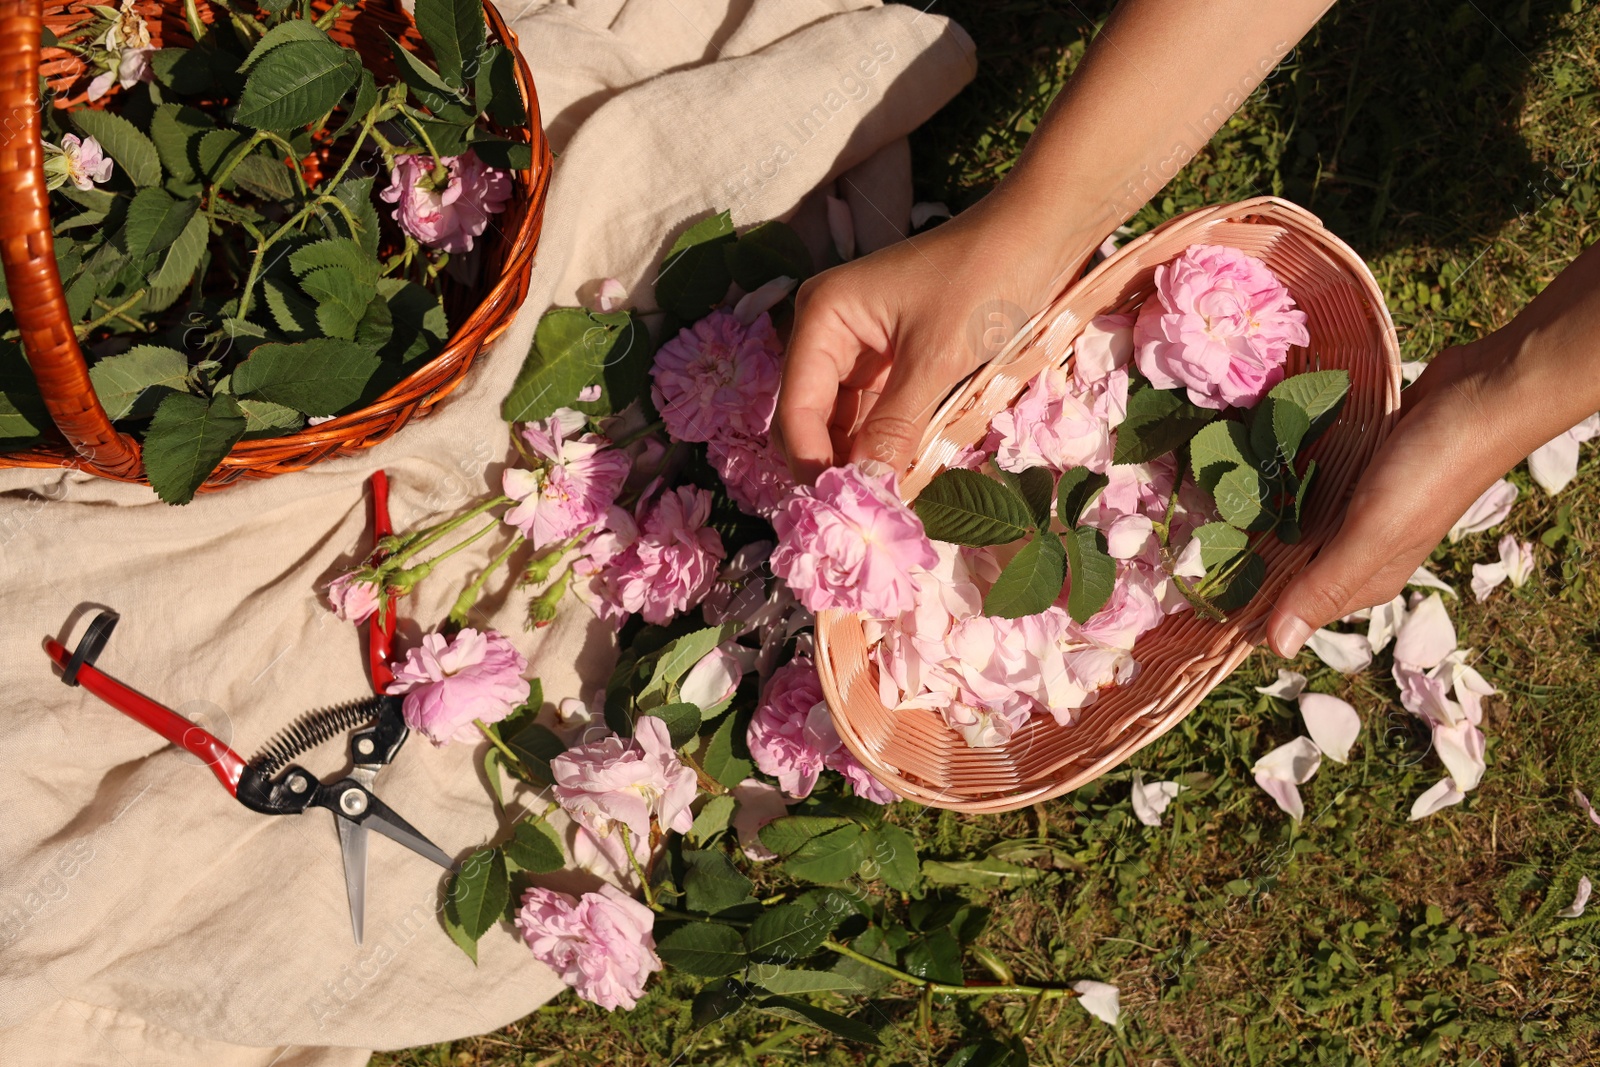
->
[[643, 703, 701, 748], [1191, 522, 1249, 570], [1213, 464, 1274, 532], [1190, 419, 1257, 494], [758, 816, 854, 858], [467, 138, 533, 172], [387, 34, 467, 113], [727, 220, 813, 291], [503, 818, 565, 874], [1063, 526, 1116, 623], [756, 996, 881, 1046], [643, 623, 741, 701], [239, 18, 332, 71], [1055, 466, 1108, 527], [377, 278, 449, 363], [1292, 458, 1317, 524], [142, 393, 246, 505], [474, 43, 526, 127], [946, 1038, 1030, 1067], [89, 345, 189, 420], [688, 794, 736, 847], [913, 468, 1033, 546], [691, 979, 749, 1027], [904, 927, 963, 984], [149, 104, 213, 185], [1269, 397, 1312, 463], [329, 177, 381, 256], [414, 0, 484, 88], [1017, 466, 1055, 529], [683, 849, 756, 915], [921, 857, 1050, 888], [864, 824, 921, 893], [983, 534, 1066, 619], [830, 926, 897, 993], [237, 397, 305, 435], [302, 267, 375, 341], [195, 128, 250, 184], [655, 211, 736, 321], [232, 152, 297, 200], [502, 307, 652, 423], [781, 824, 867, 884], [230, 339, 380, 415], [121, 189, 196, 262], [72, 110, 161, 187], [702, 713, 754, 789], [148, 210, 208, 294], [329, 67, 379, 141], [503, 721, 566, 787], [657, 922, 747, 977], [1270, 369, 1350, 427], [355, 294, 394, 352], [1212, 551, 1267, 612], [1112, 385, 1217, 464], [442, 893, 478, 964], [235, 41, 361, 132], [150, 46, 243, 97], [746, 904, 835, 963], [448, 847, 509, 941], [748, 965, 861, 996], [263, 277, 318, 336]]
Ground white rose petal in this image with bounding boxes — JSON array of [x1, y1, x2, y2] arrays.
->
[[1298, 693, 1361, 763], [1071, 980, 1121, 1025], [1255, 669, 1307, 700], [1409, 778, 1466, 820], [1130, 770, 1184, 827], [1252, 736, 1323, 821], [1306, 629, 1373, 674]]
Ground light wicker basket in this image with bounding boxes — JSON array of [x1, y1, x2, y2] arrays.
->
[[0, 0, 551, 491], [816, 197, 1402, 813]]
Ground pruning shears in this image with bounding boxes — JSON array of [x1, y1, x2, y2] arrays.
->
[[43, 471, 453, 945]]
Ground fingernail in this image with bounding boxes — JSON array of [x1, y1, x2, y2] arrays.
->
[[1270, 614, 1313, 658], [855, 458, 893, 479]]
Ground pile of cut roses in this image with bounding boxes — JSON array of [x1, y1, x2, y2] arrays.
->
[[319, 204, 1598, 1048]]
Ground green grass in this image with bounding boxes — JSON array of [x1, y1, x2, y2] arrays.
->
[[380, 2, 1600, 1063]]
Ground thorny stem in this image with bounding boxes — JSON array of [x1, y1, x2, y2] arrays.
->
[[621, 833, 656, 908], [390, 518, 499, 589], [390, 496, 511, 567], [75, 289, 147, 338], [820, 939, 1079, 1001], [473, 719, 526, 774]]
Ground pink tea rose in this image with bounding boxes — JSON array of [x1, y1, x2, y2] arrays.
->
[[770, 464, 938, 618], [386, 628, 530, 745], [748, 657, 896, 803], [650, 311, 782, 443], [503, 414, 630, 549], [985, 365, 1122, 475], [326, 571, 382, 624], [1073, 313, 1135, 386], [731, 778, 789, 861], [707, 433, 796, 519], [1134, 244, 1309, 410], [44, 134, 114, 192], [514, 884, 661, 1011], [805, 702, 898, 804], [551, 716, 699, 852], [593, 486, 725, 625], [380, 149, 513, 254]]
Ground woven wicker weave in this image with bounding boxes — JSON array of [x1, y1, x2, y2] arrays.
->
[[0, 0, 551, 491], [816, 197, 1402, 813]]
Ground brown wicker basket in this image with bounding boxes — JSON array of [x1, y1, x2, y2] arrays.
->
[[0, 0, 551, 491], [816, 197, 1402, 813]]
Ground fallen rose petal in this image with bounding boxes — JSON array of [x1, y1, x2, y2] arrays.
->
[[1577, 789, 1600, 829], [1470, 561, 1509, 602], [731, 779, 789, 861], [1448, 479, 1517, 542], [733, 275, 797, 326], [1367, 595, 1407, 655], [1130, 770, 1184, 827], [1255, 669, 1307, 700], [1558, 875, 1592, 919], [1400, 360, 1428, 383], [1393, 593, 1456, 670], [594, 277, 627, 313], [1071, 980, 1121, 1025], [1409, 778, 1466, 820], [1253, 736, 1322, 820], [1432, 718, 1486, 791], [1306, 628, 1373, 674], [1529, 431, 1581, 495], [1299, 692, 1361, 763], [1407, 565, 1456, 598]]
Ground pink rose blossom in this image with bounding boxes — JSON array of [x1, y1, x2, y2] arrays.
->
[[326, 571, 382, 624], [985, 364, 1127, 475], [731, 778, 789, 861], [650, 311, 782, 443], [514, 884, 661, 1011], [46, 134, 114, 191], [379, 149, 513, 254], [503, 414, 630, 549], [551, 716, 699, 856], [1134, 244, 1309, 410], [770, 465, 938, 618], [591, 486, 725, 626], [1073, 313, 1135, 386], [707, 433, 796, 519], [747, 656, 896, 803], [385, 628, 530, 745]]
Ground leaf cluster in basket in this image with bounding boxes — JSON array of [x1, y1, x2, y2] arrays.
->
[[317, 206, 1114, 1049], [7, 0, 529, 502]]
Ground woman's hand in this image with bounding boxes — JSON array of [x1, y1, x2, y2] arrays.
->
[[772, 198, 1089, 483]]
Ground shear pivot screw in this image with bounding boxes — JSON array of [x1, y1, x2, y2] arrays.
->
[[289, 775, 309, 794], [357, 739, 375, 756], [339, 788, 368, 816]]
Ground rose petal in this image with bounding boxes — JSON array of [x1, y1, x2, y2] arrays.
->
[[1306, 629, 1373, 674], [1448, 480, 1517, 542], [1409, 778, 1466, 820], [1470, 561, 1508, 602], [1130, 769, 1184, 827], [1393, 593, 1456, 670], [1400, 360, 1428, 383], [1253, 736, 1322, 820], [1407, 565, 1457, 598], [731, 779, 789, 861], [594, 277, 627, 313], [1298, 692, 1361, 763], [1557, 875, 1592, 919], [1366, 595, 1407, 655], [1432, 718, 1486, 791], [733, 275, 797, 326], [1528, 429, 1582, 496], [1255, 669, 1307, 699], [1577, 789, 1600, 829], [1071, 980, 1121, 1025]]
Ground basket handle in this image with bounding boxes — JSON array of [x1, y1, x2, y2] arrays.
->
[[0, 0, 142, 477]]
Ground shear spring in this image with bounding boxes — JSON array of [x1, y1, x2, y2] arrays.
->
[[248, 696, 386, 775]]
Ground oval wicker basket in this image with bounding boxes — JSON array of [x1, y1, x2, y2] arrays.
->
[[816, 197, 1402, 813], [0, 0, 551, 491]]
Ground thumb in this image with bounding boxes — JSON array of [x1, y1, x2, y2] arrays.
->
[[847, 358, 955, 478]]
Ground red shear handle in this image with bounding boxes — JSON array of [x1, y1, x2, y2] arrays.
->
[[44, 639, 247, 795], [369, 470, 397, 693]]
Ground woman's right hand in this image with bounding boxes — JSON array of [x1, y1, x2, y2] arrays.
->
[[773, 197, 1093, 484]]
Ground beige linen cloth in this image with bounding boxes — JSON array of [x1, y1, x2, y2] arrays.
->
[[0, 2, 974, 1064]]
